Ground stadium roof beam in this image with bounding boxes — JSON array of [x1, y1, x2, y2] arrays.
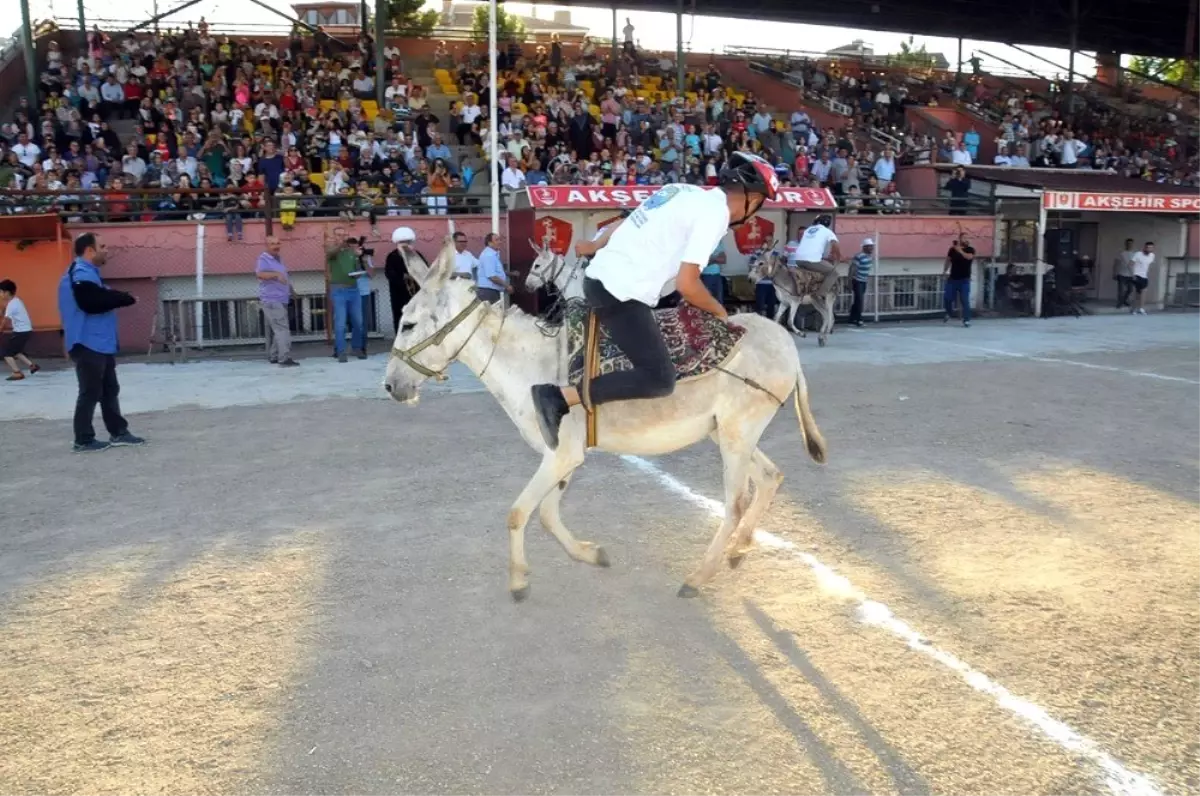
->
[[19, 0, 36, 111], [124, 0, 206, 33], [240, 0, 354, 50]]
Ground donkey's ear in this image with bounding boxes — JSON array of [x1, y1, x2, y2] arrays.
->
[[426, 234, 459, 285], [407, 247, 433, 287]]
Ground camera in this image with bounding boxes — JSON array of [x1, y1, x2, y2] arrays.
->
[[348, 237, 375, 256]]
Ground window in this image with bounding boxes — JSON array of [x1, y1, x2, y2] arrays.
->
[[1000, 220, 1037, 263], [303, 9, 319, 24]]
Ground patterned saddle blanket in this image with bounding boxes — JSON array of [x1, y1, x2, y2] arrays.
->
[[772, 266, 830, 299], [564, 301, 747, 387]]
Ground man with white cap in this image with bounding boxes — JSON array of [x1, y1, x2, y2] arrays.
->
[[385, 227, 417, 334], [848, 238, 874, 327]]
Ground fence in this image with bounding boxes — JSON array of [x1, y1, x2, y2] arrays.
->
[[0, 188, 495, 225], [1165, 257, 1200, 309]]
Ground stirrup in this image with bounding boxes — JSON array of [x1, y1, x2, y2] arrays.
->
[[581, 310, 600, 449]]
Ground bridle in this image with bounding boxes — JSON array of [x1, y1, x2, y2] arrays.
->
[[389, 289, 506, 381]]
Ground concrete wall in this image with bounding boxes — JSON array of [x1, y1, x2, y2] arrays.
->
[[1086, 213, 1192, 307]]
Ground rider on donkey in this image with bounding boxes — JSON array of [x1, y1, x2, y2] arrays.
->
[[529, 151, 781, 450]]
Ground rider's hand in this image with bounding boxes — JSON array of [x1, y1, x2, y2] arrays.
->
[[575, 241, 595, 258]]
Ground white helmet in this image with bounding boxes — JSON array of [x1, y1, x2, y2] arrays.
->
[[392, 227, 416, 244]]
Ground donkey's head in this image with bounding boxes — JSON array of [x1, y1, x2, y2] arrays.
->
[[383, 228, 482, 404], [524, 239, 560, 292]]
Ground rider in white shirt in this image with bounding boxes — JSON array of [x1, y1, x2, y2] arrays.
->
[[790, 215, 843, 298], [529, 152, 781, 450]]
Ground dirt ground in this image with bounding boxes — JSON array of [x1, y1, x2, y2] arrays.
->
[[0, 314, 1196, 796]]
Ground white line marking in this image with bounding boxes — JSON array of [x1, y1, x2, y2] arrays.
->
[[621, 454, 1166, 796], [869, 330, 1200, 385]]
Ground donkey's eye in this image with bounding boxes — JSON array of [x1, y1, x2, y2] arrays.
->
[[401, 322, 416, 333]]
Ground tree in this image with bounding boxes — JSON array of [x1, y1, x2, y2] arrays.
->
[[890, 36, 936, 69], [1128, 56, 1199, 89], [471, 4, 525, 43], [385, 0, 439, 35]]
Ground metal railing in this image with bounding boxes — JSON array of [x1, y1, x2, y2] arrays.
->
[[160, 291, 388, 348], [0, 187, 493, 223], [1165, 257, 1200, 309], [833, 195, 995, 216]]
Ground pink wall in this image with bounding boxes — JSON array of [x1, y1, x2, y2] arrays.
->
[[1188, 221, 1199, 258], [108, 278, 159, 354], [71, 217, 503, 280], [835, 216, 996, 258], [894, 165, 940, 198]]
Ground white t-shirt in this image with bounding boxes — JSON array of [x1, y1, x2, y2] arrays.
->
[[1131, 251, 1155, 279], [586, 184, 730, 306], [461, 104, 482, 125], [4, 296, 32, 333], [454, 250, 479, 275], [792, 224, 838, 263]]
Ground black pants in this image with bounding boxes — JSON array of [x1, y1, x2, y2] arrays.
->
[[70, 344, 128, 444], [583, 277, 675, 406], [849, 279, 867, 323]]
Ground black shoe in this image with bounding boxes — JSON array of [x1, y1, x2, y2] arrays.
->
[[268, 357, 278, 364], [530, 384, 569, 450], [337, 353, 348, 363], [110, 431, 146, 447], [279, 359, 300, 367], [355, 349, 368, 360], [73, 439, 111, 453]]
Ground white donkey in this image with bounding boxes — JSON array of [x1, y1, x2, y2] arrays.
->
[[524, 240, 586, 300], [384, 234, 827, 601], [755, 254, 838, 346]]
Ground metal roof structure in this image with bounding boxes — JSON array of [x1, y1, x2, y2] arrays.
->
[[954, 166, 1198, 195], [550, 0, 1197, 59]]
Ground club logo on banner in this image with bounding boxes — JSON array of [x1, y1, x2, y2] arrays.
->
[[533, 215, 574, 255], [733, 216, 775, 255]]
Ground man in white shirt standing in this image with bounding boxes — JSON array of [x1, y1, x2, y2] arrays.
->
[[790, 214, 843, 299], [0, 279, 40, 380], [451, 229, 479, 279], [1113, 237, 1136, 309], [1129, 241, 1155, 315], [528, 152, 781, 450]]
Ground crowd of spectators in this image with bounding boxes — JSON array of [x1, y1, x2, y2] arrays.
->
[[433, 35, 911, 214], [0, 20, 484, 226]]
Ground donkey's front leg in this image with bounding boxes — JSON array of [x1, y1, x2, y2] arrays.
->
[[727, 448, 784, 569], [538, 465, 610, 568], [507, 451, 579, 601]]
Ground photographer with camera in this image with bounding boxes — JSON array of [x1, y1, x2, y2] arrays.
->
[[352, 236, 379, 347], [325, 226, 368, 362]]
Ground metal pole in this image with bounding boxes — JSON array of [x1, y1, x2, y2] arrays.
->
[[956, 37, 962, 81], [20, 0, 37, 111], [872, 230, 880, 323], [1066, 0, 1078, 114], [488, 0, 499, 236], [612, 7, 617, 60], [77, 0, 87, 56], [374, 0, 386, 109], [1034, 197, 1046, 318], [676, 0, 684, 98], [195, 224, 206, 347]]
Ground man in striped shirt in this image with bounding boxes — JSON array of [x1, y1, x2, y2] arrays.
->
[[849, 239, 874, 327]]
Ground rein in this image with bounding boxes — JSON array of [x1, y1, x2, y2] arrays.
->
[[390, 292, 494, 381]]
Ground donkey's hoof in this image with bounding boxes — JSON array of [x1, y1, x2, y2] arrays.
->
[[728, 553, 745, 569], [594, 546, 611, 568], [676, 583, 701, 599], [510, 585, 531, 603]]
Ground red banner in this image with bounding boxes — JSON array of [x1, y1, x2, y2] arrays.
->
[[526, 185, 836, 211], [1042, 191, 1200, 213], [531, 214, 574, 256], [733, 215, 776, 254]]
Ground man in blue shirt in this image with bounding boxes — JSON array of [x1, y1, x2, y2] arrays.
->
[[58, 232, 146, 452], [475, 233, 512, 304], [848, 238, 874, 327], [700, 240, 726, 306]]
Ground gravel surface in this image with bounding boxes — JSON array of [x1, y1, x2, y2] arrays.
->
[[0, 314, 1196, 795]]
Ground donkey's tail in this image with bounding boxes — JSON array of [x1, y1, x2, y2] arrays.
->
[[793, 364, 827, 464]]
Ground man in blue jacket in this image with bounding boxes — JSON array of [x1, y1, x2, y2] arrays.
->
[[58, 232, 146, 453]]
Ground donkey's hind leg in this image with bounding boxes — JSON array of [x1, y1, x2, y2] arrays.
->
[[538, 467, 610, 568], [727, 448, 784, 569]]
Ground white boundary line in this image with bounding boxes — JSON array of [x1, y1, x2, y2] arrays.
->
[[621, 454, 1167, 796], [867, 330, 1200, 385]]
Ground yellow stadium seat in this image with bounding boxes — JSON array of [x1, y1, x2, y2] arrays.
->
[[309, 172, 325, 190], [434, 68, 450, 81], [319, 99, 335, 111]]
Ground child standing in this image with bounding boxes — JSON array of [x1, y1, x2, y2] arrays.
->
[[0, 280, 40, 381]]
